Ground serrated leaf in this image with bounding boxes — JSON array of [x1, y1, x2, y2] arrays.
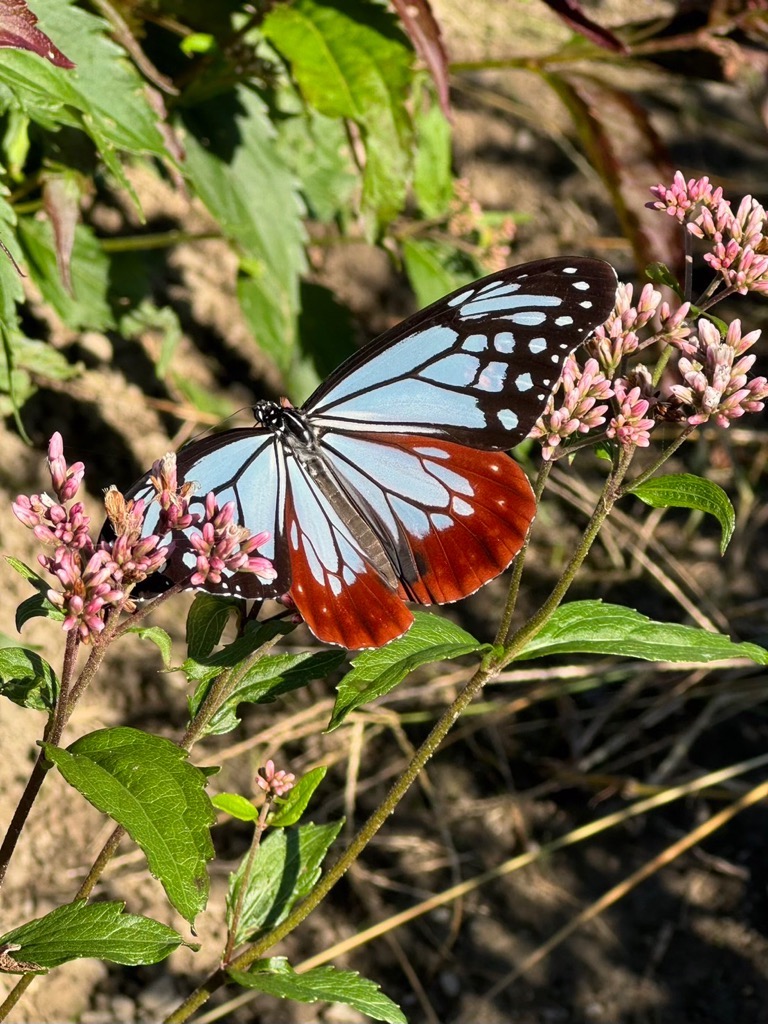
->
[[182, 87, 306, 375], [0, 900, 187, 969], [0, 645, 58, 710], [275, 106, 356, 224], [185, 594, 242, 661], [191, 649, 345, 737], [228, 820, 343, 943], [630, 473, 735, 554], [212, 792, 258, 822], [269, 766, 327, 828], [17, 216, 114, 330], [127, 626, 173, 669], [11, 335, 80, 381], [263, 0, 414, 228], [329, 612, 486, 731], [229, 958, 406, 1024], [0, 0, 167, 198], [44, 728, 215, 923], [515, 600, 768, 665]]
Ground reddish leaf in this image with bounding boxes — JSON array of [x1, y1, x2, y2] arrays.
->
[[545, 71, 684, 276], [0, 0, 75, 68], [390, 0, 451, 118], [42, 173, 81, 294], [541, 0, 627, 53]]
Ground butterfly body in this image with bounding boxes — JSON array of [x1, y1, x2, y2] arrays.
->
[[126, 258, 618, 648]]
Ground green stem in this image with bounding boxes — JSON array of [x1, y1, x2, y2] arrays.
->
[[223, 798, 273, 965], [617, 424, 696, 497], [99, 231, 221, 254]]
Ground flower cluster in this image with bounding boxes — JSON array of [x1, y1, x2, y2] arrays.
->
[[188, 492, 277, 588], [649, 172, 768, 297], [13, 434, 129, 641], [531, 355, 613, 460], [13, 435, 276, 642], [668, 319, 768, 427], [534, 174, 768, 458], [256, 759, 296, 798]]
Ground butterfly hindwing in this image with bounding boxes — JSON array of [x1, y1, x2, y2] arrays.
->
[[284, 454, 414, 648], [320, 431, 536, 606], [308, 258, 618, 450]]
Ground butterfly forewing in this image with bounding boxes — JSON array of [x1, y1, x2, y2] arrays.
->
[[307, 257, 618, 450]]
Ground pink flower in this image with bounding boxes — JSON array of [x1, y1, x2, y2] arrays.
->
[[47, 432, 85, 503], [44, 547, 124, 642], [257, 759, 296, 798], [607, 378, 655, 448], [188, 493, 276, 587], [148, 453, 197, 534], [589, 282, 661, 376], [647, 172, 725, 222], [531, 355, 613, 460]]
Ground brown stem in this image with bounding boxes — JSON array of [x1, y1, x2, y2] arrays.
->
[[223, 798, 272, 965]]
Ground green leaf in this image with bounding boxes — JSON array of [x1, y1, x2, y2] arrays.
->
[[182, 87, 306, 375], [182, 620, 290, 687], [515, 601, 768, 665], [630, 473, 735, 554], [329, 612, 486, 730], [0, 0, 167, 199], [0, 900, 188, 970], [17, 216, 115, 330], [10, 335, 80, 381], [402, 238, 469, 307], [275, 106, 356, 224], [263, 0, 414, 228], [44, 728, 215, 923], [185, 594, 243, 661], [228, 820, 343, 943], [413, 100, 453, 218], [0, 646, 58, 711], [191, 649, 345, 737], [7, 557, 65, 629], [229, 959, 406, 1024], [212, 792, 258, 822], [289, 281, 357, 405], [269, 766, 327, 828], [126, 626, 173, 669]]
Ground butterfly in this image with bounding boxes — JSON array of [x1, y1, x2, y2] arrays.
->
[[126, 257, 617, 649]]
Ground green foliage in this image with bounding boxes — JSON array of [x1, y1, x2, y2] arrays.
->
[[0, 900, 189, 970], [329, 612, 487, 730], [0, 645, 58, 710], [630, 473, 735, 554], [44, 728, 216, 923], [227, 820, 344, 944], [515, 601, 768, 665], [229, 958, 406, 1023]]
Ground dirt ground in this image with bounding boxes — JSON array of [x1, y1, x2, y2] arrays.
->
[[2, 2, 768, 1022]]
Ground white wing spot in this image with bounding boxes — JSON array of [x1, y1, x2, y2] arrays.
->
[[508, 311, 547, 326], [476, 362, 507, 392], [515, 372, 533, 392], [551, 354, 561, 363], [573, 280, 590, 291], [528, 336, 547, 354], [559, 342, 570, 349], [543, 378, 551, 386], [579, 300, 593, 309], [499, 409, 519, 430], [495, 331, 515, 353], [563, 266, 578, 274], [448, 288, 474, 307], [555, 315, 574, 326], [452, 497, 473, 517], [463, 333, 488, 352], [290, 522, 299, 548]]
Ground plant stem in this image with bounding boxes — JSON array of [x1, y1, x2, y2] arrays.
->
[[223, 798, 273, 965]]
